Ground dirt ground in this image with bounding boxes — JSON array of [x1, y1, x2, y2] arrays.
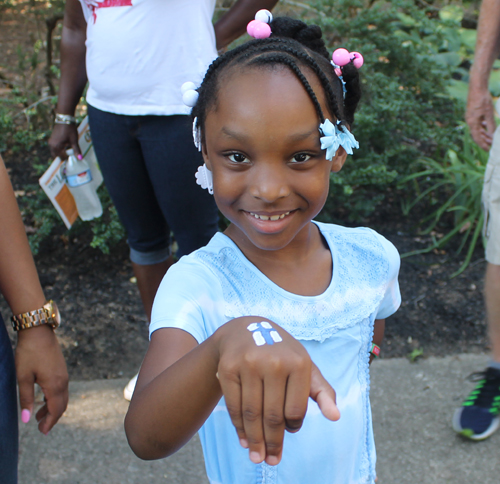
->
[[0, 3, 490, 381]]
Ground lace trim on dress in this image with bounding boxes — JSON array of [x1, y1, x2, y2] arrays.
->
[[195, 229, 390, 343]]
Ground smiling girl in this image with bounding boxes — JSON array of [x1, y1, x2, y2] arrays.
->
[[125, 14, 401, 484]]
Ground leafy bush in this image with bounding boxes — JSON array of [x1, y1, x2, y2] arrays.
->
[[400, 125, 487, 276], [290, 0, 467, 222]]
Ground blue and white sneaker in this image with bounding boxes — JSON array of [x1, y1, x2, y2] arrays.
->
[[452, 367, 500, 440]]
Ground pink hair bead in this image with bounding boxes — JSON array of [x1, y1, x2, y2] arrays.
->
[[334, 67, 342, 77], [247, 20, 259, 37], [350, 52, 364, 69], [332, 48, 350, 67], [247, 20, 271, 39]]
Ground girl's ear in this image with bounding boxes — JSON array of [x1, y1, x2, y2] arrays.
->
[[201, 142, 212, 170], [331, 146, 347, 173]]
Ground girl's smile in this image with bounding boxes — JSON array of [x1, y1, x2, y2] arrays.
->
[[202, 66, 347, 260]]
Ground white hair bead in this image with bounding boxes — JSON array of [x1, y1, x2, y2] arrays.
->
[[182, 89, 199, 107], [181, 81, 197, 94], [255, 9, 273, 24]]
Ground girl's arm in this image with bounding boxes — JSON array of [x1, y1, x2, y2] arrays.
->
[[125, 317, 339, 466], [370, 318, 385, 364], [0, 156, 68, 434]]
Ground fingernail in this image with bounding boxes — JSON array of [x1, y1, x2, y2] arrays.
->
[[43, 430, 50, 436], [249, 451, 262, 464], [266, 455, 280, 466], [21, 409, 31, 423], [77, 154, 83, 160], [239, 438, 248, 448]]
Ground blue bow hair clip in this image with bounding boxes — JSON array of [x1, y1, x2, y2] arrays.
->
[[319, 118, 359, 160]]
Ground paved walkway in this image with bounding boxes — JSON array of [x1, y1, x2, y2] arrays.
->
[[19, 353, 500, 484]]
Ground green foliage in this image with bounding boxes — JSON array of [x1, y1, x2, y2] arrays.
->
[[89, 188, 126, 254], [408, 347, 424, 363], [400, 126, 487, 276], [301, 0, 465, 222]]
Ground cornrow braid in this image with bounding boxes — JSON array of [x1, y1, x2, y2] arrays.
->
[[248, 53, 326, 123], [192, 17, 361, 137], [234, 41, 344, 124]]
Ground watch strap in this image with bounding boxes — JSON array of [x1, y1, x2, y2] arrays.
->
[[11, 301, 58, 331]]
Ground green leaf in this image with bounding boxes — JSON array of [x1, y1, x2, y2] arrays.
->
[[439, 5, 464, 24]]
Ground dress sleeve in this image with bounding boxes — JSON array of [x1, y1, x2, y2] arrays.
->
[[374, 234, 402, 320], [149, 258, 220, 344]]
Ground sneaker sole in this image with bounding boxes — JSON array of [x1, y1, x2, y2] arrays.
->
[[452, 408, 500, 441]]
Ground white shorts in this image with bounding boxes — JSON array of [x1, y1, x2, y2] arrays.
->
[[482, 125, 500, 264]]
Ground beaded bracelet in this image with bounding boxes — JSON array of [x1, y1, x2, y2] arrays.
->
[[370, 343, 381, 358]]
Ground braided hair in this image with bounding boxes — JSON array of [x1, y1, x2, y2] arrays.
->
[[192, 17, 361, 142]]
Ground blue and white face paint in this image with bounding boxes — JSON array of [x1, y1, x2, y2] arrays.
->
[[247, 322, 283, 346]]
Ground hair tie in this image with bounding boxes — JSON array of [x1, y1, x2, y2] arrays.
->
[[331, 48, 364, 69], [247, 9, 273, 39], [181, 81, 199, 107], [330, 48, 363, 98], [319, 118, 359, 159]]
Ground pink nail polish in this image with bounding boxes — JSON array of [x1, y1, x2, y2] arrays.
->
[[249, 451, 262, 464], [21, 409, 31, 423], [77, 154, 83, 160]]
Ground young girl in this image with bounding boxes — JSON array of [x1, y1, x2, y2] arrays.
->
[[125, 14, 400, 484]]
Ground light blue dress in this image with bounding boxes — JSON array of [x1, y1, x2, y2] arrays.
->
[[150, 222, 401, 484]]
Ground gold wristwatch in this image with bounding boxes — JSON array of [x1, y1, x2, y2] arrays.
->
[[11, 300, 61, 331]]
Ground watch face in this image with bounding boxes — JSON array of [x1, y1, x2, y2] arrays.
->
[[45, 300, 61, 329]]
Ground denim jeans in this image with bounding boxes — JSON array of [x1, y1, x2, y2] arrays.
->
[[87, 105, 218, 263], [0, 313, 18, 484]]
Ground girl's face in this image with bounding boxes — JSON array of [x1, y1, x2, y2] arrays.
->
[[202, 66, 347, 255]]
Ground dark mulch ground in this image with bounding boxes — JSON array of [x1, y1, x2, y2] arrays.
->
[[0, 143, 490, 381]]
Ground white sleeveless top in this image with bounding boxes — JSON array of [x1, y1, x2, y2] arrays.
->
[[150, 222, 401, 484], [78, 0, 217, 115]]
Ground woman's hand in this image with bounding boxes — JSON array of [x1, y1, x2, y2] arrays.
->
[[48, 123, 81, 160], [15, 325, 69, 435], [215, 316, 339, 466]]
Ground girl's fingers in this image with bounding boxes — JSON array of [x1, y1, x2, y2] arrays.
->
[[218, 370, 247, 447], [283, 364, 310, 433], [309, 363, 340, 422], [262, 374, 287, 465], [240, 373, 265, 464]]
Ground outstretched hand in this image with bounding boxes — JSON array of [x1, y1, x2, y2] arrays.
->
[[215, 317, 339, 466], [15, 325, 69, 435]]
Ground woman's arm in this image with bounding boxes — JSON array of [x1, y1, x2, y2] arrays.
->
[[125, 317, 339, 465], [48, 0, 88, 159], [0, 156, 68, 435]]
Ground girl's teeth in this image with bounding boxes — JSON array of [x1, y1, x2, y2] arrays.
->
[[250, 211, 290, 221]]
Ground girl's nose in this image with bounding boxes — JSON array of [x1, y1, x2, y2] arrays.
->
[[248, 163, 290, 203]]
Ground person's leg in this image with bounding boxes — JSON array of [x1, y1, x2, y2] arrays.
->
[[137, 115, 218, 258], [87, 105, 173, 321], [0, 314, 19, 484], [453, 126, 500, 440], [132, 257, 173, 321], [485, 263, 500, 363]]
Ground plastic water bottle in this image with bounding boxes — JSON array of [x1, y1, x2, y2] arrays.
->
[[65, 149, 103, 221]]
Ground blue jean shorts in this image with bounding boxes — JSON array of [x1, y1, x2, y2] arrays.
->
[[88, 105, 218, 264]]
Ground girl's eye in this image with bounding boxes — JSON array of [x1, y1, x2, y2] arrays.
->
[[292, 153, 311, 163], [227, 153, 247, 163]]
